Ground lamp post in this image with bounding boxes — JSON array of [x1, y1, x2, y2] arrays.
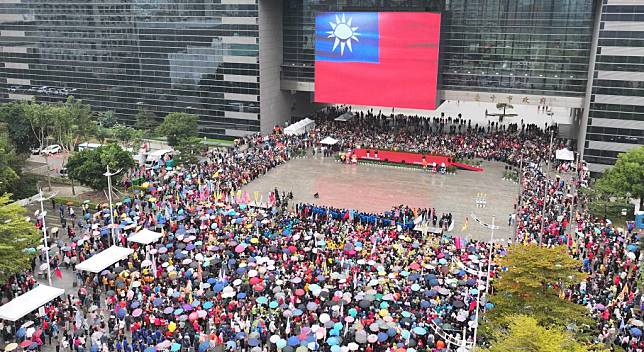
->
[[35, 188, 58, 286], [103, 165, 122, 246]]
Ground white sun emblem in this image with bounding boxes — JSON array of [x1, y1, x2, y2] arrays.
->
[[327, 13, 360, 56]]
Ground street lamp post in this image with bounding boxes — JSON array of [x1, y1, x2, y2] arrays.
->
[[35, 188, 58, 286], [103, 165, 122, 246]]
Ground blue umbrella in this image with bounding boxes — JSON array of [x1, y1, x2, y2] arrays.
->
[[630, 327, 642, 337], [153, 298, 163, 307], [326, 337, 339, 346], [16, 327, 25, 338], [377, 332, 388, 342], [203, 301, 213, 309], [117, 308, 126, 319], [144, 347, 157, 352], [288, 336, 299, 346], [170, 343, 181, 352], [413, 326, 427, 335]]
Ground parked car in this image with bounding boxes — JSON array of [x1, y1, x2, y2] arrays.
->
[[40, 144, 62, 155], [59, 166, 68, 177]]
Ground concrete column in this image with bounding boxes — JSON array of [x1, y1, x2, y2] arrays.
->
[[259, 0, 291, 133]]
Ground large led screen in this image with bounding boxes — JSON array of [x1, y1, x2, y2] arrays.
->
[[314, 12, 441, 110]]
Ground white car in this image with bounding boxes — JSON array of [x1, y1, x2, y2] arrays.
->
[[31, 146, 42, 155], [40, 144, 62, 155]]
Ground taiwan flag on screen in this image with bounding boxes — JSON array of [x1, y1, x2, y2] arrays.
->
[[314, 12, 441, 110]]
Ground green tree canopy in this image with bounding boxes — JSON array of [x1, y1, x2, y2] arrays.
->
[[175, 137, 204, 165], [483, 315, 592, 352], [111, 124, 143, 150], [595, 146, 644, 207], [66, 144, 135, 190], [97, 110, 117, 128], [0, 102, 36, 154], [0, 194, 40, 283], [483, 244, 593, 338], [0, 132, 22, 196], [135, 108, 157, 135], [157, 112, 198, 146]]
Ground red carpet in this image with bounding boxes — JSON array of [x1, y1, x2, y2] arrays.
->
[[351, 148, 483, 172]]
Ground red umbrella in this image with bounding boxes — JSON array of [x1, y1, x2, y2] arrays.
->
[[295, 289, 305, 296], [253, 284, 265, 292], [249, 277, 262, 285], [19, 340, 32, 348], [287, 245, 297, 253]]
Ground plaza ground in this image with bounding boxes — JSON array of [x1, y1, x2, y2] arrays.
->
[[243, 156, 518, 242]]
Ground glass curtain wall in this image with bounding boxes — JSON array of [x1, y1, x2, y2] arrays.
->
[[283, 0, 595, 97], [0, 0, 260, 137]]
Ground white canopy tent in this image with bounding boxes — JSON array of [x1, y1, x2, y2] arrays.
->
[[127, 228, 163, 245], [75, 246, 134, 273], [284, 118, 315, 136], [320, 136, 338, 145], [0, 285, 64, 321], [335, 111, 354, 122], [555, 148, 575, 161]]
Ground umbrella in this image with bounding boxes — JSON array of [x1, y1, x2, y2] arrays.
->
[[412, 326, 426, 335], [19, 341, 31, 348], [630, 327, 642, 338], [4, 343, 18, 352]]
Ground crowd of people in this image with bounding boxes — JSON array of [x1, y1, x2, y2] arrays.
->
[[0, 109, 640, 352]]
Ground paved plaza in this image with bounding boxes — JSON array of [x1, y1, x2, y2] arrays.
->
[[243, 156, 518, 241]]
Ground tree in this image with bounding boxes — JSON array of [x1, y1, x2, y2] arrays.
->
[[157, 112, 198, 146], [23, 101, 57, 148], [67, 144, 134, 190], [484, 244, 593, 338], [0, 133, 21, 196], [0, 102, 36, 154], [0, 194, 40, 283], [111, 124, 143, 150], [135, 108, 157, 136], [595, 146, 644, 208], [484, 315, 591, 352], [97, 110, 117, 128], [61, 96, 95, 151], [175, 137, 204, 165]]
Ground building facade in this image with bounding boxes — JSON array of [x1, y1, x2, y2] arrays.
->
[[1, 0, 642, 170], [1, 0, 267, 137], [579, 0, 644, 173]]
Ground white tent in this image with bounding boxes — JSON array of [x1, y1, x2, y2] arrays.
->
[[127, 228, 163, 245], [75, 246, 134, 273], [555, 148, 575, 161], [0, 285, 64, 321], [284, 118, 315, 136], [334, 111, 354, 122], [320, 136, 338, 145]]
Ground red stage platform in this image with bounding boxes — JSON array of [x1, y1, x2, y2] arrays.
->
[[351, 148, 483, 172]]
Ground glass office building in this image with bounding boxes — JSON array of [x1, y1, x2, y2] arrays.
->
[[1, 0, 264, 138], [1, 0, 642, 170], [283, 0, 595, 98], [581, 2, 644, 172]]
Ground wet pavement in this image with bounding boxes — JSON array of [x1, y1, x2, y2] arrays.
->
[[243, 156, 518, 242]]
